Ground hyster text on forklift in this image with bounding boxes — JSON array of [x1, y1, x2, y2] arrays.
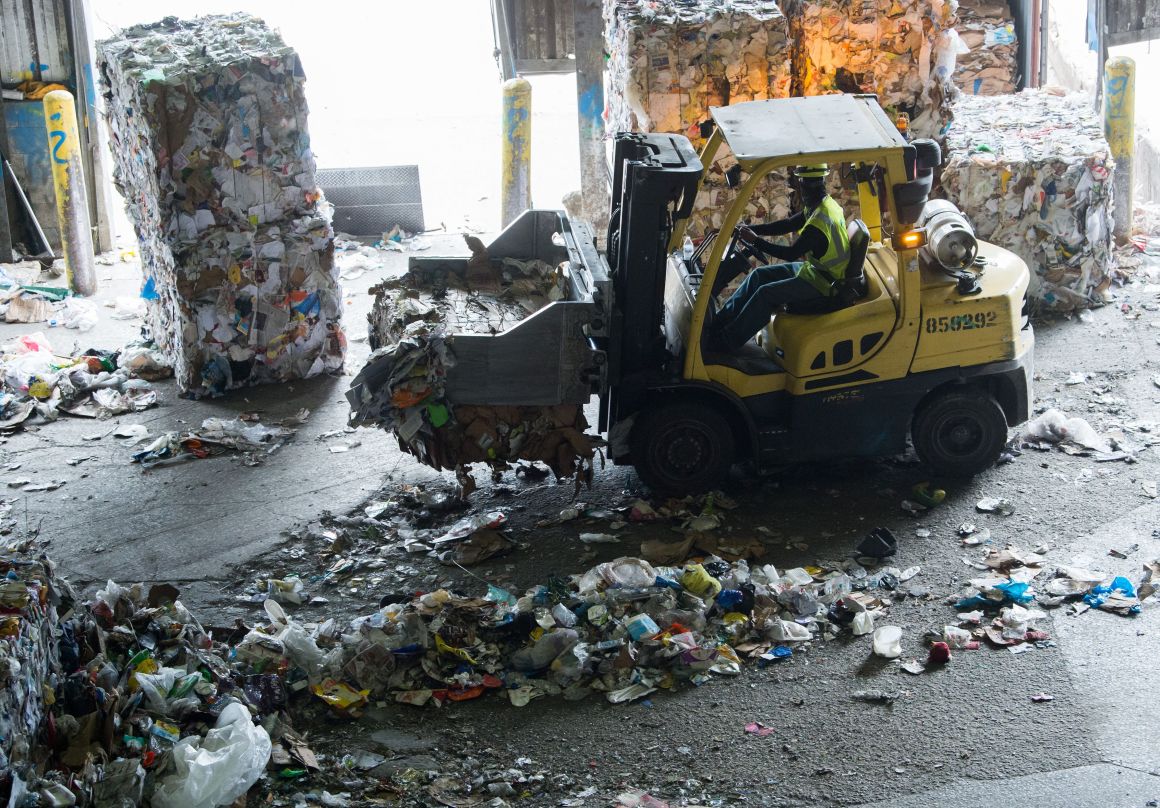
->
[[421, 94, 1034, 494]]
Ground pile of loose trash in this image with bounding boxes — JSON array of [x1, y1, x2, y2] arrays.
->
[[0, 332, 170, 431], [0, 259, 148, 329], [279, 550, 910, 710], [0, 524, 919, 805], [955, 542, 1152, 621], [4, 477, 1159, 806], [130, 411, 307, 469]]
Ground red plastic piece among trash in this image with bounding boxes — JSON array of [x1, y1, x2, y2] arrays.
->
[[927, 641, 951, 664], [446, 685, 486, 702]]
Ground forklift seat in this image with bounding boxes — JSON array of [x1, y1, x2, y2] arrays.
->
[[782, 218, 871, 315]]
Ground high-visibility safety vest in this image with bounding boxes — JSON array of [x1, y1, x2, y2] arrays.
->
[[796, 196, 850, 296]]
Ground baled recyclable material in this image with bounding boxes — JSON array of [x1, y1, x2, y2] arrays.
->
[[953, 0, 1018, 95], [940, 89, 1117, 311], [604, 0, 794, 235], [0, 550, 72, 795], [785, 0, 961, 137], [97, 14, 345, 397], [604, 0, 793, 138], [348, 247, 596, 482], [2, 566, 283, 806]]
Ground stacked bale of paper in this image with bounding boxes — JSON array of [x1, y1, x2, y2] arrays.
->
[[786, 0, 961, 138], [605, 0, 794, 235], [954, 0, 1018, 95], [98, 14, 344, 397], [0, 551, 71, 793], [349, 252, 595, 483], [692, 165, 794, 236], [605, 0, 792, 135], [941, 90, 1116, 311]]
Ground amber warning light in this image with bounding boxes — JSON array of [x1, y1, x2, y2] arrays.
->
[[894, 229, 926, 250]]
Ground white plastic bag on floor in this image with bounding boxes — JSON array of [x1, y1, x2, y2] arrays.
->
[[150, 701, 271, 808], [60, 297, 98, 331], [1025, 408, 1111, 452]]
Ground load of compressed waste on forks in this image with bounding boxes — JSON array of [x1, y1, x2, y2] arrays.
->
[[347, 212, 604, 492]]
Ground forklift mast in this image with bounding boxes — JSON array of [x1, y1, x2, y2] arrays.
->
[[600, 133, 702, 432]]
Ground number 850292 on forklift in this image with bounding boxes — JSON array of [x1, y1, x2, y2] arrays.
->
[[599, 95, 1033, 494]]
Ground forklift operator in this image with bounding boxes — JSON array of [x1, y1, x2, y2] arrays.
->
[[709, 164, 850, 352]]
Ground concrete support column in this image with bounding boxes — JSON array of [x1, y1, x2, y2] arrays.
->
[[42, 90, 96, 296], [1103, 56, 1135, 242], [501, 77, 532, 228]]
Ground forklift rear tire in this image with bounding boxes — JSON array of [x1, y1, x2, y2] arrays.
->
[[631, 401, 735, 495], [912, 387, 1007, 477]]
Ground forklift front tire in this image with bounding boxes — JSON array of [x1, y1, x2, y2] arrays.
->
[[912, 387, 1007, 477], [631, 401, 735, 495]]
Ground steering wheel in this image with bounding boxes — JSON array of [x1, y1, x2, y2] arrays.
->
[[727, 224, 767, 264]]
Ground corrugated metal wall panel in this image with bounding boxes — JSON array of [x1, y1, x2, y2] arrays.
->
[[0, 2, 37, 82], [34, 0, 71, 82], [511, 0, 574, 73], [1106, 0, 1160, 46], [0, 0, 71, 84]]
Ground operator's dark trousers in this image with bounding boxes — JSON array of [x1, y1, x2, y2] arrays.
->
[[714, 262, 824, 351]]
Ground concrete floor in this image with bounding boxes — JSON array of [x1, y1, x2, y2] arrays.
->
[[5, 246, 1160, 806], [0, 238, 440, 586]]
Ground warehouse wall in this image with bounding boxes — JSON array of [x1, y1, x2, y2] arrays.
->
[[0, 0, 72, 83], [0, 0, 114, 253], [0, 0, 73, 250], [2, 102, 59, 249]]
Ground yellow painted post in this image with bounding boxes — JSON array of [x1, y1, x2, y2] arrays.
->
[[501, 77, 532, 228], [42, 90, 96, 296], [1103, 56, 1135, 243]]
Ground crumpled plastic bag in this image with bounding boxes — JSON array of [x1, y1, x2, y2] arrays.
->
[[150, 701, 271, 808], [120, 339, 172, 380], [932, 28, 970, 83], [1024, 408, 1112, 453], [3, 346, 58, 395], [262, 599, 325, 682], [135, 667, 203, 717], [576, 557, 657, 593], [1083, 576, 1140, 610], [767, 619, 811, 642], [134, 667, 184, 715], [60, 297, 98, 331]]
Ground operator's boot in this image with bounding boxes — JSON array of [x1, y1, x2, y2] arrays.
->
[[712, 254, 749, 296], [701, 297, 720, 352]]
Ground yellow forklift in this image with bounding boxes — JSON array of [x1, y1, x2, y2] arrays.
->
[[365, 94, 1034, 494], [602, 94, 1033, 492]]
